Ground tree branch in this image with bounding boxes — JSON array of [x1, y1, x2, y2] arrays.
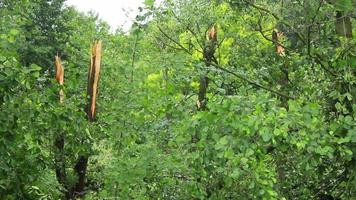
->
[[209, 62, 295, 100], [157, 26, 192, 55]]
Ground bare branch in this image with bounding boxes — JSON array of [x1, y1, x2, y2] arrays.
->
[[170, 10, 205, 51], [157, 26, 192, 55], [209, 62, 295, 100]]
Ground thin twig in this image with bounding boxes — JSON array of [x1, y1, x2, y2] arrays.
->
[[130, 34, 139, 83]]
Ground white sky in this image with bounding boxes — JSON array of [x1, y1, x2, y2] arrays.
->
[[65, 0, 146, 31]]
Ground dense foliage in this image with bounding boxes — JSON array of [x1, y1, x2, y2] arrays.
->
[[0, 0, 355, 199]]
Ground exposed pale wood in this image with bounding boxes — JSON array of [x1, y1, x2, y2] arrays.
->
[[87, 40, 102, 121], [55, 55, 65, 103], [198, 25, 218, 110], [207, 24, 217, 41], [54, 55, 68, 198], [272, 29, 285, 56]]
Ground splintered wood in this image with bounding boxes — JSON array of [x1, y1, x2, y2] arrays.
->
[[272, 29, 285, 56], [55, 55, 65, 103], [207, 25, 217, 41], [87, 40, 102, 121]]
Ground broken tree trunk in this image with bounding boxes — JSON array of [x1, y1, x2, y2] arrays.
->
[[87, 40, 102, 121], [272, 29, 289, 190], [54, 55, 69, 198], [71, 40, 102, 199], [197, 25, 219, 198], [272, 29, 289, 103], [55, 55, 65, 103], [272, 29, 285, 56], [198, 25, 218, 110]]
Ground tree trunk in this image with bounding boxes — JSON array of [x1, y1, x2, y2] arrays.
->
[[198, 25, 218, 110]]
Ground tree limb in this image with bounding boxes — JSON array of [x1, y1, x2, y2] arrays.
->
[[157, 26, 192, 55], [209, 62, 295, 100]]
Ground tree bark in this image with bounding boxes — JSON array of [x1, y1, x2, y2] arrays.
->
[[69, 41, 102, 199], [198, 25, 218, 110]]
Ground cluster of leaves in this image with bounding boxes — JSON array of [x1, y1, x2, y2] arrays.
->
[[1, 0, 355, 199], [0, 0, 108, 199]]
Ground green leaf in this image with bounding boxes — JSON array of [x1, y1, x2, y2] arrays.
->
[[241, 157, 248, 165], [219, 136, 228, 145], [231, 169, 240, 179], [31, 186, 40, 190], [245, 148, 254, 157], [144, 0, 155, 6], [215, 136, 229, 150], [260, 129, 272, 142], [224, 148, 234, 159], [335, 0, 353, 12], [85, 128, 94, 140], [9, 29, 19, 36], [224, 176, 233, 187], [30, 64, 42, 71], [345, 93, 352, 101], [337, 137, 350, 144]]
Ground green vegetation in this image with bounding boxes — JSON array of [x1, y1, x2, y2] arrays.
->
[[0, 0, 355, 199]]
